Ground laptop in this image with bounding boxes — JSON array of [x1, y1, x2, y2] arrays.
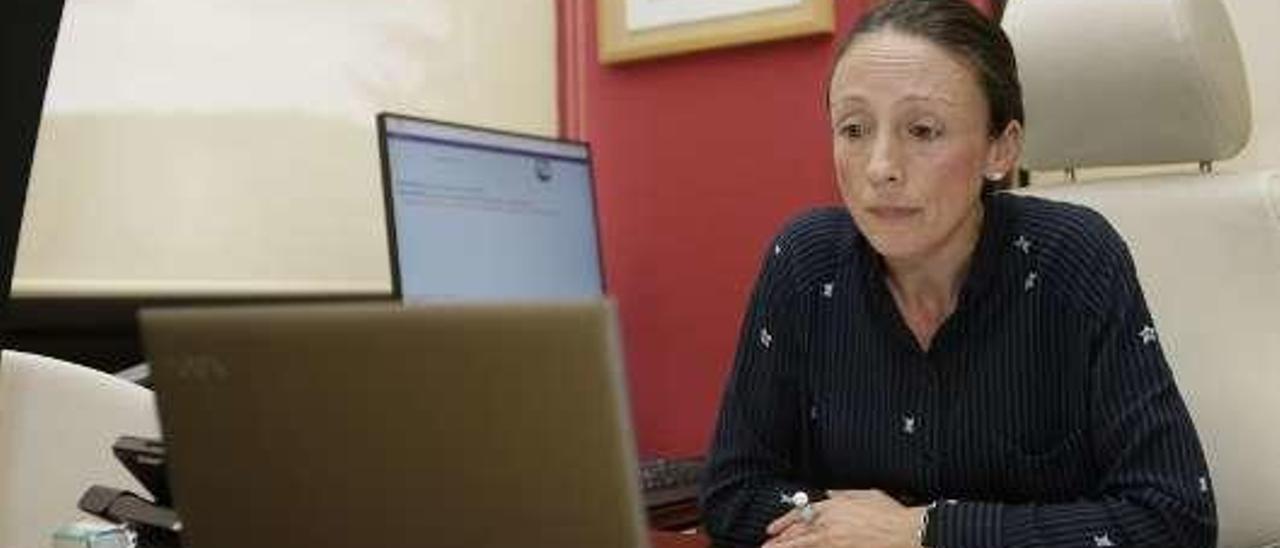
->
[[140, 300, 649, 548], [376, 112, 606, 302]]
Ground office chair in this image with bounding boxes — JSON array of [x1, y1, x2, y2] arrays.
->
[[1004, 0, 1280, 546], [0, 350, 159, 548]]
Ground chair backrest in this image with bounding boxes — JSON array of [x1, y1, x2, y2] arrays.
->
[[1006, 0, 1251, 171], [1005, 1, 1280, 547], [0, 350, 160, 548]]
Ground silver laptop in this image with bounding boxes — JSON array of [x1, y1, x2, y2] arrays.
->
[[140, 300, 649, 548]]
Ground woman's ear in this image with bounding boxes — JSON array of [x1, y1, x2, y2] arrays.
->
[[984, 120, 1023, 182]]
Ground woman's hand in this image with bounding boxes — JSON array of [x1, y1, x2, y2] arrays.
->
[[763, 490, 925, 548]]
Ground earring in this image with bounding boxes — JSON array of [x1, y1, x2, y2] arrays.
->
[[986, 171, 1005, 181]]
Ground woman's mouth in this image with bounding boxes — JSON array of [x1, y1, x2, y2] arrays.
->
[[866, 206, 922, 221]]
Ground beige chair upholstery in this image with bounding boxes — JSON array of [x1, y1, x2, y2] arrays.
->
[[0, 350, 159, 548], [1005, 0, 1251, 171], [1005, 1, 1280, 547]]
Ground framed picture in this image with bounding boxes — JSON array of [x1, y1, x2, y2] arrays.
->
[[597, 0, 835, 64]]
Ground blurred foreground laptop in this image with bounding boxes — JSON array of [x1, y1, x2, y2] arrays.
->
[[140, 301, 649, 548]]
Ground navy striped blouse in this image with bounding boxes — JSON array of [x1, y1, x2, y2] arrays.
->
[[700, 191, 1216, 547]]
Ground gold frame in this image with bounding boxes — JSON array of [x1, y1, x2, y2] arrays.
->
[[598, 0, 835, 64]]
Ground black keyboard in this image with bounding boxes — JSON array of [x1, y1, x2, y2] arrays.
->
[[639, 456, 705, 509]]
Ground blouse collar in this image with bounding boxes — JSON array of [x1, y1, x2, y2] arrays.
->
[[855, 188, 1012, 337]]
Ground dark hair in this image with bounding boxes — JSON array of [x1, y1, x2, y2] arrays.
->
[[829, 0, 1024, 142]]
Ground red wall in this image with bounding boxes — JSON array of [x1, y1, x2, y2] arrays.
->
[[558, 0, 989, 458]]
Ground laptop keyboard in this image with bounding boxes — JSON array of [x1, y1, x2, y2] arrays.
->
[[639, 457, 705, 509]]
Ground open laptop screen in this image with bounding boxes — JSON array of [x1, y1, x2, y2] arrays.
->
[[377, 114, 604, 301]]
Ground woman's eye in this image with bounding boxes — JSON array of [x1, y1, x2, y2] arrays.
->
[[909, 123, 941, 141], [840, 123, 865, 140]]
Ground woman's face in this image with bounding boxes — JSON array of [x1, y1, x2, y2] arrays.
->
[[828, 30, 1019, 262]]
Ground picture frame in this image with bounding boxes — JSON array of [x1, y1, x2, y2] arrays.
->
[[597, 0, 835, 64]]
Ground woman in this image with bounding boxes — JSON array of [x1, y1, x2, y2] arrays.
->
[[699, 1, 1217, 547]]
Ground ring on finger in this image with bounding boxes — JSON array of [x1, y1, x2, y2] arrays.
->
[[799, 503, 817, 524]]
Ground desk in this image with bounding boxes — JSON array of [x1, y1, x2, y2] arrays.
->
[[651, 530, 711, 547], [647, 496, 701, 531]]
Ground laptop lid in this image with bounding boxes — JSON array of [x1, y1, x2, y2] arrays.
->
[[140, 301, 647, 548], [376, 113, 606, 301]]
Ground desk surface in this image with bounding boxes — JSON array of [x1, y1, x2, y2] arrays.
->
[[650, 530, 710, 547]]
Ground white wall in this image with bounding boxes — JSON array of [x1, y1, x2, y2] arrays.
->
[[1030, 0, 1279, 184], [15, 0, 558, 297]]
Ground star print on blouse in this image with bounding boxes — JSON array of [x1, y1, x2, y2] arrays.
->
[[1014, 235, 1032, 253], [1139, 325, 1157, 345]]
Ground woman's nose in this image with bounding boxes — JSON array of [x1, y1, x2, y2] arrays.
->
[[865, 132, 902, 186]]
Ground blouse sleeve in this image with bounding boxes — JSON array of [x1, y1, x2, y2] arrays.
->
[[699, 236, 823, 547], [931, 222, 1217, 548]]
